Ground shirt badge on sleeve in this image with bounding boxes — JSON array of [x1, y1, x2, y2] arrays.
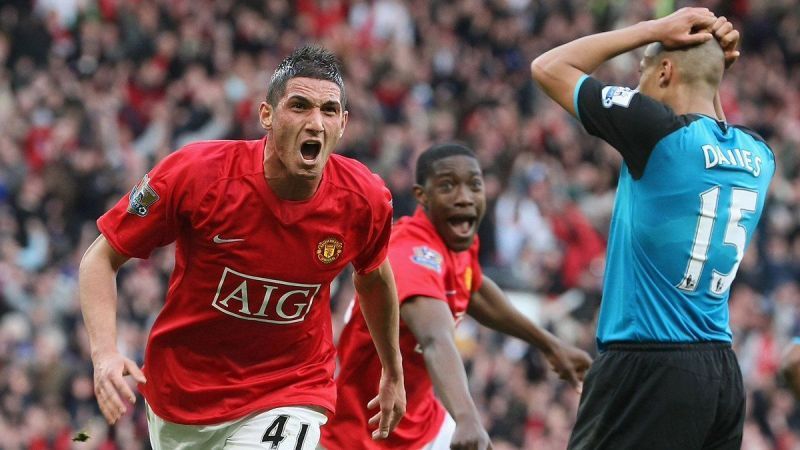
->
[[317, 237, 343, 264], [411, 246, 443, 273], [127, 174, 160, 217], [601, 86, 636, 108]]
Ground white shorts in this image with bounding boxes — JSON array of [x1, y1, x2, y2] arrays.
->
[[420, 412, 456, 450], [147, 403, 328, 450]]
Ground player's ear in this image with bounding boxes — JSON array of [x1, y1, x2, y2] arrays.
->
[[259, 102, 273, 131], [339, 110, 348, 139], [412, 184, 428, 209], [659, 59, 673, 88]]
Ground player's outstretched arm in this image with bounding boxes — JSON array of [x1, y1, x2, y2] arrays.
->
[[353, 259, 406, 440], [782, 343, 800, 400], [401, 297, 492, 450], [79, 235, 146, 424], [467, 277, 592, 391], [531, 7, 716, 116]]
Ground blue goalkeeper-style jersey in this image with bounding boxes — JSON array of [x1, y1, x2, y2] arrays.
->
[[574, 75, 775, 351]]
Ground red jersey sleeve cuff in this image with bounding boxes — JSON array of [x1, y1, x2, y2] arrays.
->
[[398, 290, 447, 306], [97, 218, 150, 259], [353, 252, 388, 275]]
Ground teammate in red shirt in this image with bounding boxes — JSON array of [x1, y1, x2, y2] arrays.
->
[[79, 46, 405, 449], [321, 143, 592, 450]]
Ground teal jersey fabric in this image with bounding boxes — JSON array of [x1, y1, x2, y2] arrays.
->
[[574, 75, 775, 350]]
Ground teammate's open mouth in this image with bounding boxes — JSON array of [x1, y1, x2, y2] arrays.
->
[[300, 141, 322, 161], [447, 214, 477, 237]]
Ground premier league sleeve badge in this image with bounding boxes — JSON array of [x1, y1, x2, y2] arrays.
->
[[127, 174, 160, 217]]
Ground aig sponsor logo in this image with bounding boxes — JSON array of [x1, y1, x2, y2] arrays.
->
[[212, 267, 321, 324]]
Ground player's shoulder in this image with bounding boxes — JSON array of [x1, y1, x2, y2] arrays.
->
[[326, 154, 391, 203], [175, 139, 259, 167], [393, 213, 431, 238], [391, 213, 445, 251], [391, 219, 447, 274], [730, 125, 775, 155], [327, 154, 383, 184], [160, 139, 261, 178], [577, 76, 686, 133]]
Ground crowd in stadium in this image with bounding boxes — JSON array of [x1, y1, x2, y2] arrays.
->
[[0, 0, 798, 448]]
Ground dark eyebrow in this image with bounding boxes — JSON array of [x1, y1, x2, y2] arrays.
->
[[286, 95, 341, 109], [287, 95, 311, 104], [433, 168, 482, 178]]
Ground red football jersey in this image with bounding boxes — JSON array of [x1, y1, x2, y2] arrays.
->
[[97, 137, 392, 425], [322, 207, 483, 449]]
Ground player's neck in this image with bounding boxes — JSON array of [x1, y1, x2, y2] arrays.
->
[[264, 174, 321, 201], [666, 86, 717, 118], [263, 148, 321, 201]]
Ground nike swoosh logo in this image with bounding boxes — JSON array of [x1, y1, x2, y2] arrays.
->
[[213, 234, 244, 244], [445, 290, 457, 296]]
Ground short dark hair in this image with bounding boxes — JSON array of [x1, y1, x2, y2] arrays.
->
[[645, 39, 724, 91], [267, 45, 346, 108], [415, 143, 477, 185]]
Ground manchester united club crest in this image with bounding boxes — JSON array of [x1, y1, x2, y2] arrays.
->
[[127, 174, 160, 217], [316, 238, 343, 264]]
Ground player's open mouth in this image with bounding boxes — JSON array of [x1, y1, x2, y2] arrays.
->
[[447, 214, 477, 238], [300, 141, 322, 161]]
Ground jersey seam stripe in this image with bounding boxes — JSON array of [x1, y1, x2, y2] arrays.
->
[[634, 115, 703, 181], [573, 73, 588, 123], [191, 170, 263, 226]]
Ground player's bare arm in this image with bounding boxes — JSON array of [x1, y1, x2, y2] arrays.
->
[[467, 276, 592, 390], [531, 7, 717, 117], [401, 296, 492, 450], [79, 235, 147, 424], [353, 259, 406, 440]]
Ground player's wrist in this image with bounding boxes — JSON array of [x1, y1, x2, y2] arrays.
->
[[634, 20, 661, 46], [453, 410, 482, 425], [380, 365, 404, 382], [90, 345, 120, 361], [537, 332, 561, 356]]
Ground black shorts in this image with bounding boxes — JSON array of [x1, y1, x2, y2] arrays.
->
[[568, 342, 744, 450]]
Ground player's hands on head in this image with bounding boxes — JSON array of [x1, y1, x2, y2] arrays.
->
[[367, 370, 406, 440], [653, 7, 717, 49], [91, 350, 147, 424], [709, 16, 741, 68], [450, 417, 492, 450], [543, 340, 592, 393]]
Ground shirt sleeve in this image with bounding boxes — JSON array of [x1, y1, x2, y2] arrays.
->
[[388, 236, 448, 306], [97, 150, 194, 259], [574, 75, 687, 179], [351, 175, 394, 274]]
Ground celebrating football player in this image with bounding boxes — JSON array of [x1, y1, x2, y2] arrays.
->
[[321, 143, 591, 450], [79, 45, 405, 449]]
